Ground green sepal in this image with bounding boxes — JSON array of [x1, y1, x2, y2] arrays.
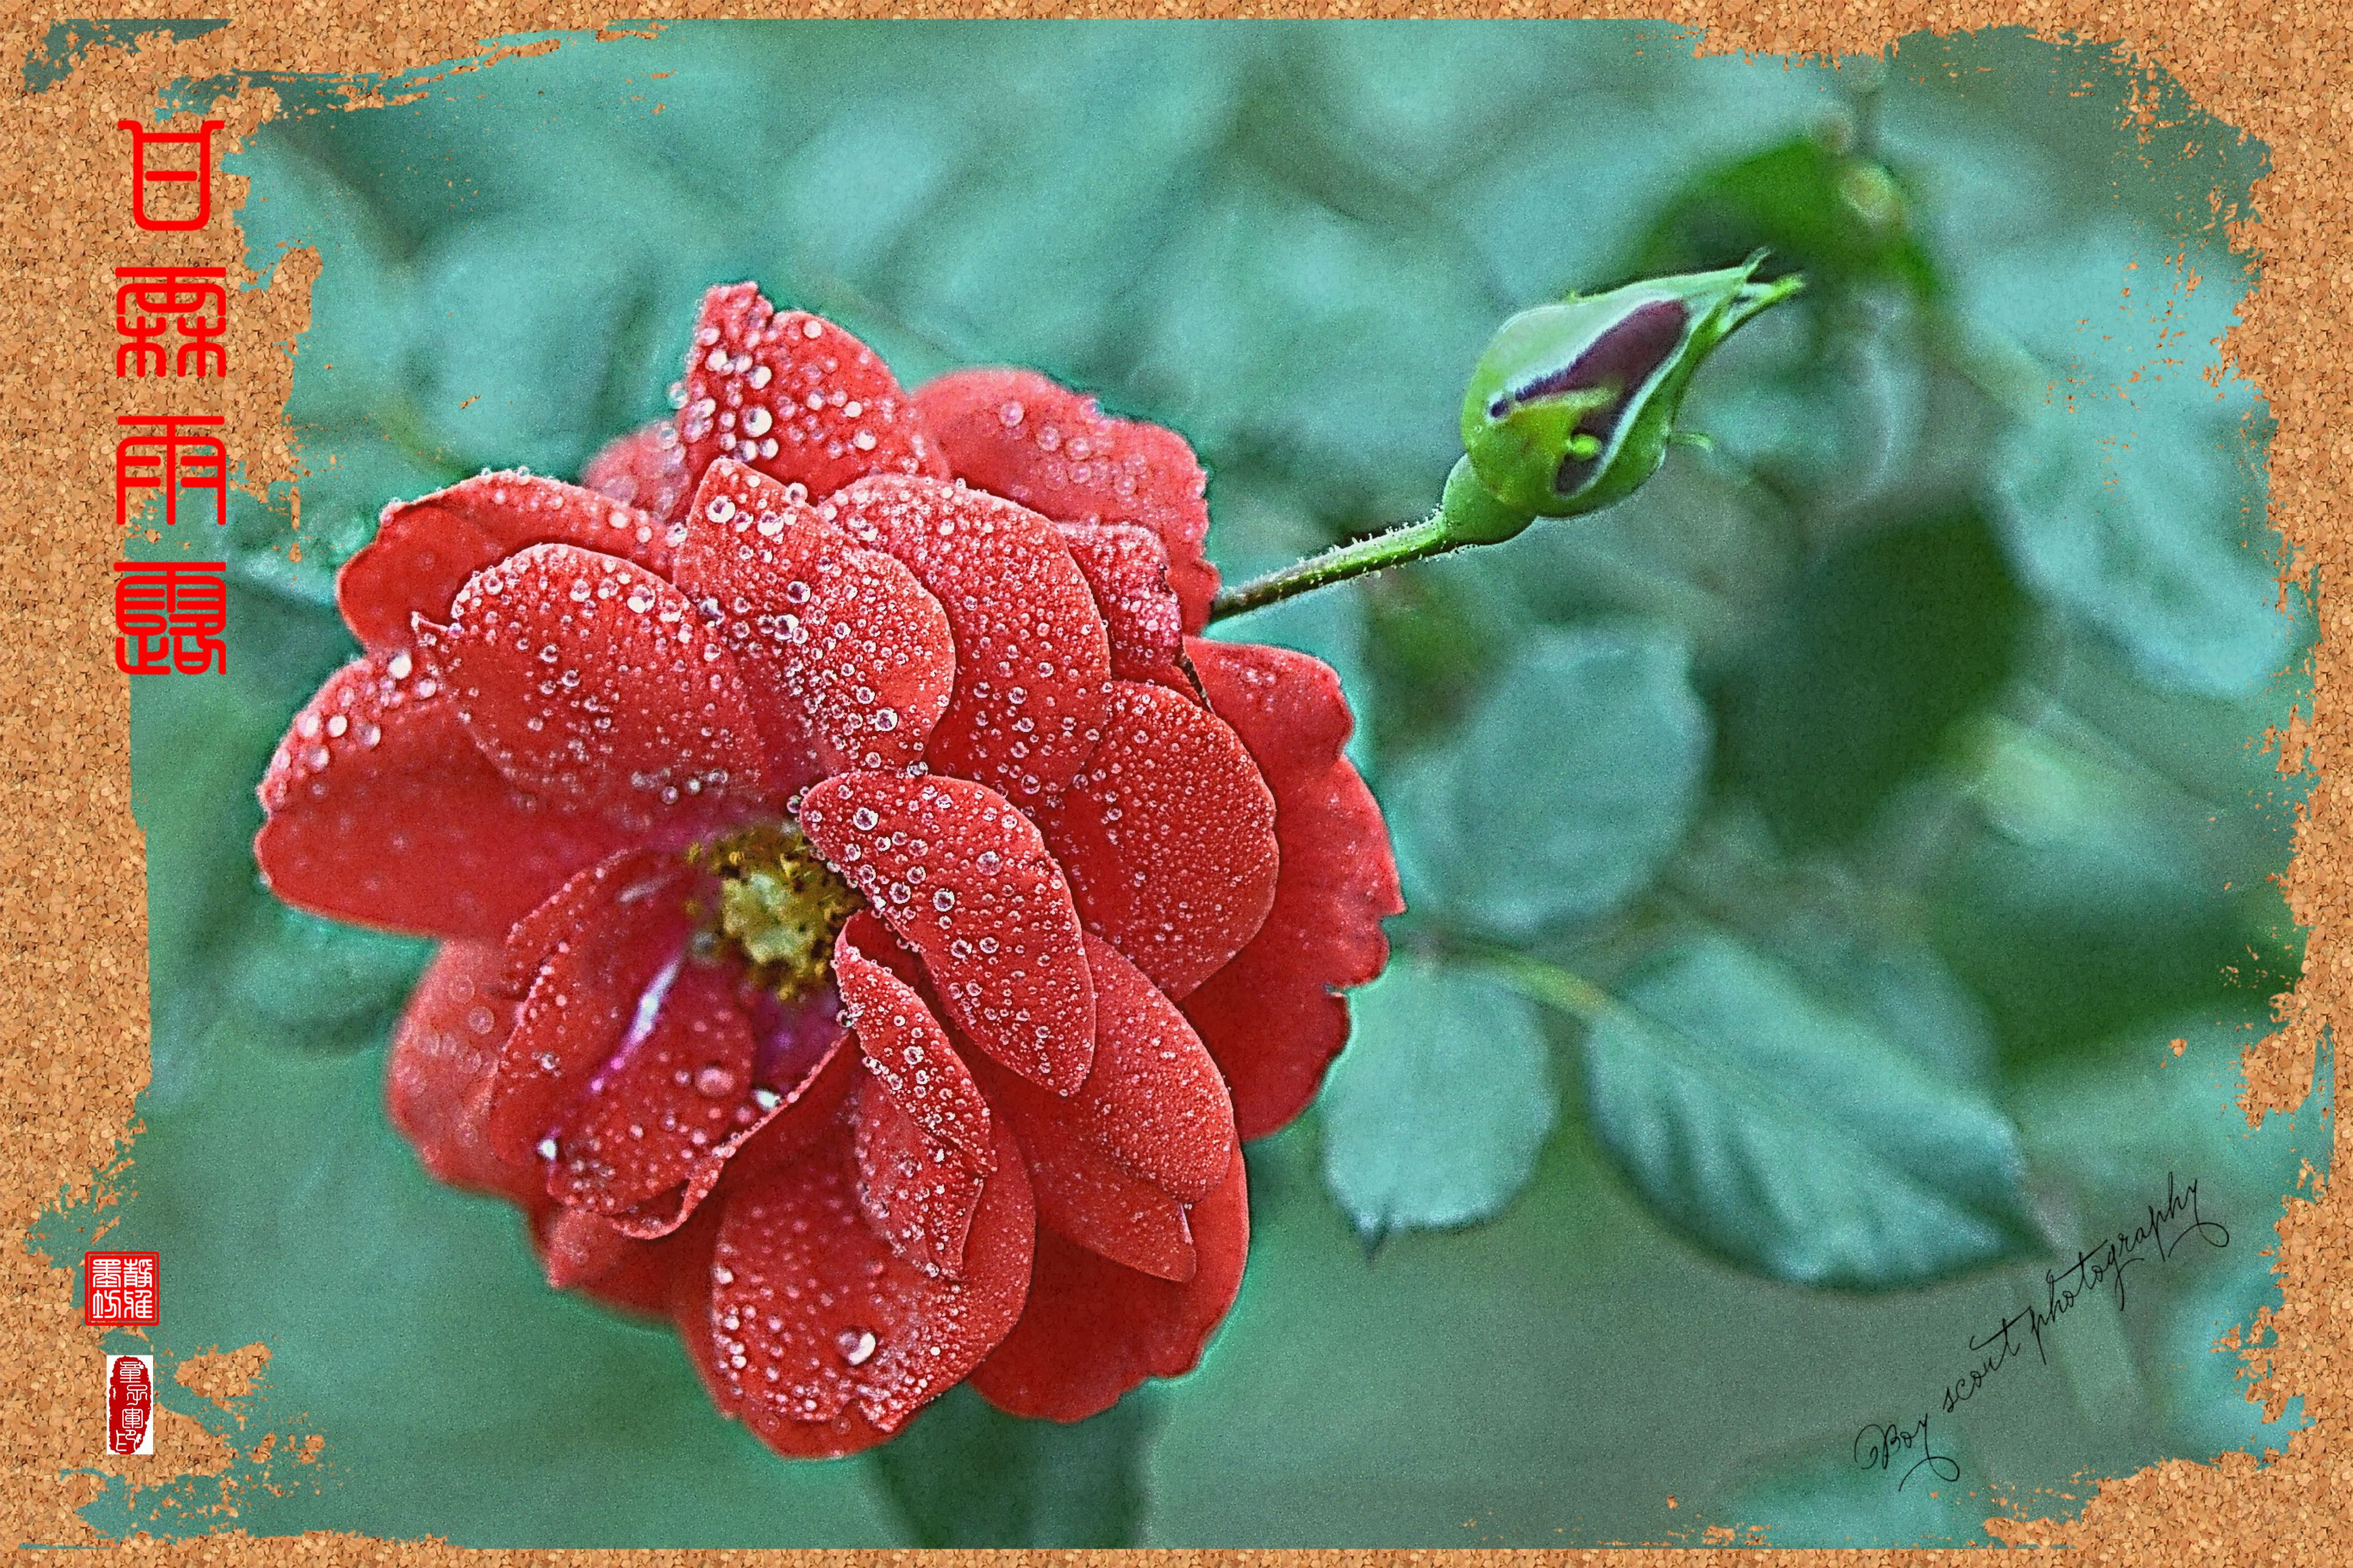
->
[[1459, 253, 1803, 518]]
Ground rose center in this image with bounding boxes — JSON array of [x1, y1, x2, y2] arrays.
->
[[690, 822, 862, 1000]]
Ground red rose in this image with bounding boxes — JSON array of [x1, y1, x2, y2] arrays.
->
[[253, 282, 1401, 1457]]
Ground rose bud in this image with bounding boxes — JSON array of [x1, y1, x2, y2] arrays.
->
[[1458, 254, 1803, 519]]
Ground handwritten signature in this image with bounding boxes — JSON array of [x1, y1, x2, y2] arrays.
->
[[1854, 1172, 2227, 1487], [1854, 1412, 1959, 1491]]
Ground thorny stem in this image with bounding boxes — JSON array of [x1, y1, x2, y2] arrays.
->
[[1209, 456, 1533, 622], [1209, 511, 1453, 622]]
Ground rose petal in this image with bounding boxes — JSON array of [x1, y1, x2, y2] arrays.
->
[[384, 939, 536, 1202], [914, 367, 1218, 632], [530, 1204, 702, 1317], [422, 542, 772, 811], [581, 420, 693, 527], [985, 935, 1234, 1205], [822, 475, 1112, 804], [536, 1205, 641, 1292], [340, 472, 673, 655], [545, 958, 762, 1218], [708, 1120, 1033, 1433], [678, 282, 943, 500], [502, 876, 856, 1227], [801, 771, 1095, 1096], [999, 1092, 1197, 1283], [670, 1218, 890, 1460], [1036, 681, 1279, 999], [1053, 520, 1194, 695], [1181, 639, 1404, 1139], [853, 1077, 986, 1278], [698, 1025, 861, 1196], [487, 850, 695, 1158], [674, 458, 954, 785], [256, 653, 635, 942], [597, 989, 856, 1233], [971, 1147, 1246, 1422], [836, 912, 994, 1172]]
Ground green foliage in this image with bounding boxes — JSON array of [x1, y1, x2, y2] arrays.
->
[[1717, 508, 2024, 847], [1317, 956, 1558, 1241], [872, 1386, 1156, 1546], [1389, 621, 1709, 933], [1991, 372, 2283, 698], [81, 18, 2312, 1551], [1576, 934, 2038, 1288]]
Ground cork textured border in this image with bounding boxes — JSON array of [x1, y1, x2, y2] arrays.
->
[[2, 4, 2343, 1563]]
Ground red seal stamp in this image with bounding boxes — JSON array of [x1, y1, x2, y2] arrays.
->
[[83, 1251, 159, 1326], [105, 1355, 154, 1456]]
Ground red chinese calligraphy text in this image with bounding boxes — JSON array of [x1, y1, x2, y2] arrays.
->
[[117, 117, 226, 231], [114, 561, 226, 675], [115, 267, 228, 377]]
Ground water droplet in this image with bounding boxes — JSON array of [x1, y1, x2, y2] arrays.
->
[[838, 1328, 877, 1366], [694, 1065, 740, 1098]]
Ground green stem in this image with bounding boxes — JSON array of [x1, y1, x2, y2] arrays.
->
[[1209, 455, 1534, 623], [1209, 511, 1451, 622], [1468, 947, 1614, 1027]]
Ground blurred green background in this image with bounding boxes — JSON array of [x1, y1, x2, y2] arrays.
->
[[52, 19, 2324, 1548]]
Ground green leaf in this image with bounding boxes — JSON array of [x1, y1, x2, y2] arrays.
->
[[1716, 508, 2024, 848], [1575, 933, 2038, 1288], [1990, 378, 2283, 699], [219, 902, 433, 1055], [1930, 706, 2295, 1057], [1319, 956, 1557, 1241], [1390, 621, 1709, 935], [1970, 224, 2285, 699], [1664, 807, 2001, 1085], [869, 1384, 1156, 1547]]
